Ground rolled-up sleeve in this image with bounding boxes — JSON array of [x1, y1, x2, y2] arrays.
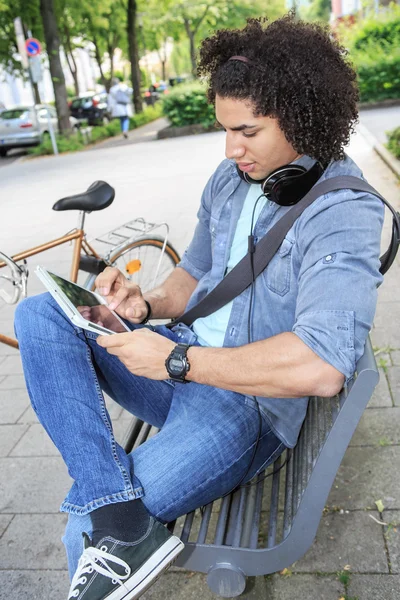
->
[[292, 191, 384, 381]]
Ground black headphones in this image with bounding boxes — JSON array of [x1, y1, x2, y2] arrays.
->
[[236, 160, 325, 206]]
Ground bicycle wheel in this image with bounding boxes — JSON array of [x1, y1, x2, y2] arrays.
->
[[108, 237, 180, 293]]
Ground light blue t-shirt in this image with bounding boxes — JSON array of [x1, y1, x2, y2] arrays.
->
[[193, 184, 265, 346]]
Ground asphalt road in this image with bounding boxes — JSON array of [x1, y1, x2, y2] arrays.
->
[[359, 105, 400, 144], [0, 148, 30, 167]]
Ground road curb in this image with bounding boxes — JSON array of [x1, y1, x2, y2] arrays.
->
[[357, 122, 400, 181]]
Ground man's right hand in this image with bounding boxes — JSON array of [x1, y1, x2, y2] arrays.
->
[[94, 267, 149, 323]]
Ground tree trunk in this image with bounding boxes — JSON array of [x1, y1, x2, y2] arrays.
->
[[40, 0, 71, 133], [127, 0, 143, 114], [64, 25, 79, 96], [183, 18, 197, 77], [107, 42, 115, 85], [92, 38, 108, 91]]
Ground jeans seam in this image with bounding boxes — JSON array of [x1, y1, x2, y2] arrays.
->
[[60, 486, 144, 515], [85, 344, 133, 493], [153, 429, 281, 518]]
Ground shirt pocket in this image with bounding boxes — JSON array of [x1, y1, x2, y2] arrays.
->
[[262, 237, 294, 296]]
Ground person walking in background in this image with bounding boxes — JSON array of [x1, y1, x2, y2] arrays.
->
[[108, 76, 132, 139]]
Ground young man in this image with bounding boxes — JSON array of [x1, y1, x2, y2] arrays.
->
[[15, 13, 384, 600]]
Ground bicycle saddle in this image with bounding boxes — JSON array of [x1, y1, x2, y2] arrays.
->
[[52, 181, 115, 212]]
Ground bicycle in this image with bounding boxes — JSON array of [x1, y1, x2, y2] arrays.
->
[[0, 180, 181, 350]]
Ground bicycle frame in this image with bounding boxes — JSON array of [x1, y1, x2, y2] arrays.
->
[[0, 211, 100, 349]]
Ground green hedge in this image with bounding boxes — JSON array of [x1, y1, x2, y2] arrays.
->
[[355, 43, 400, 102], [387, 126, 400, 159], [29, 104, 163, 156], [161, 83, 215, 128], [345, 5, 400, 51], [338, 6, 400, 103]]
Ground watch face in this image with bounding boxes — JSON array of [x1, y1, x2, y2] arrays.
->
[[170, 358, 183, 373]]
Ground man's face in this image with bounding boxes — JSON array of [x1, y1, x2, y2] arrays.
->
[[215, 95, 301, 181]]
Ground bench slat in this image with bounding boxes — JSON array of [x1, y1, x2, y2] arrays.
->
[[267, 455, 281, 548]]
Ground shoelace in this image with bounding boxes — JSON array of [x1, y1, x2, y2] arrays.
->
[[68, 545, 131, 599]]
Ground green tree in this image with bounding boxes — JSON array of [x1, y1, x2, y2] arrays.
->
[[300, 0, 331, 22]]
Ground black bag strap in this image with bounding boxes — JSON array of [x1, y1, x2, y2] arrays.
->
[[168, 175, 397, 328]]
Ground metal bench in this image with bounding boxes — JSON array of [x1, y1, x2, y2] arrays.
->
[[122, 336, 378, 598]]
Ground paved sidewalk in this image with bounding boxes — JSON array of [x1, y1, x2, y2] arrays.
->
[[0, 127, 399, 599]]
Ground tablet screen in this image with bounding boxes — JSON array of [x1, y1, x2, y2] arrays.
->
[[47, 271, 129, 334]]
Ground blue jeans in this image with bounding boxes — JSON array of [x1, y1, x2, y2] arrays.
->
[[119, 115, 129, 133], [14, 293, 285, 577]]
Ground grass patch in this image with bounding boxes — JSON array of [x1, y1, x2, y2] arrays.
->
[[337, 570, 351, 586]]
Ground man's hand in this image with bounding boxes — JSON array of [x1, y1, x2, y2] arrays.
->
[[95, 267, 148, 323], [97, 328, 175, 380]]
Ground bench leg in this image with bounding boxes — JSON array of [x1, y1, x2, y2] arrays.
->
[[207, 564, 246, 597]]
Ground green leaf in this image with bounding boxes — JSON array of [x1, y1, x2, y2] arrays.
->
[[375, 499, 385, 513]]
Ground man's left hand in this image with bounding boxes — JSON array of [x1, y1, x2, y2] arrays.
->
[[97, 328, 175, 380]]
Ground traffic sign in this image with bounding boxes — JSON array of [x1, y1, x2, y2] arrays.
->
[[25, 38, 41, 57], [29, 55, 42, 84]]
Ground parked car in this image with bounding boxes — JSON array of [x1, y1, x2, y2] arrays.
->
[[69, 93, 110, 126], [0, 105, 79, 157]]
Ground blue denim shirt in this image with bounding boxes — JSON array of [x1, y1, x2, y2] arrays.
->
[[175, 154, 384, 447]]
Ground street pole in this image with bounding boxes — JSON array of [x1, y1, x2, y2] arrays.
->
[[14, 18, 41, 105], [27, 30, 41, 104]]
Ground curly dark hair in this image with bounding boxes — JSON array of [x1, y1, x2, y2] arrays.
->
[[197, 13, 359, 163]]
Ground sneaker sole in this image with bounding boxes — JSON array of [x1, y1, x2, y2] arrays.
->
[[106, 535, 184, 599]]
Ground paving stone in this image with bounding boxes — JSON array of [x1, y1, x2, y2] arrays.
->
[[291, 510, 388, 573], [266, 574, 344, 600], [0, 570, 70, 600], [391, 350, 400, 366], [0, 424, 28, 457], [0, 388, 30, 424], [374, 302, 400, 329], [350, 408, 400, 446], [0, 354, 23, 375], [17, 404, 38, 424], [0, 514, 13, 537], [0, 342, 19, 356], [367, 368, 393, 408], [371, 327, 400, 352], [383, 510, 400, 574], [10, 424, 60, 457], [0, 374, 27, 389], [0, 457, 72, 513], [327, 446, 400, 510], [386, 367, 400, 407], [348, 575, 400, 600], [373, 351, 392, 367], [377, 270, 400, 304], [140, 571, 268, 599], [0, 513, 68, 570]]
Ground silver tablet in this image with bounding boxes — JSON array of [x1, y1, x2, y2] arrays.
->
[[35, 265, 131, 336]]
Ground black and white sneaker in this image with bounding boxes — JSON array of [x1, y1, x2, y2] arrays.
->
[[67, 517, 184, 599]]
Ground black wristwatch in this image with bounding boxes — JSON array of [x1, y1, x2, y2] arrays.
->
[[165, 343, 191, 384]]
